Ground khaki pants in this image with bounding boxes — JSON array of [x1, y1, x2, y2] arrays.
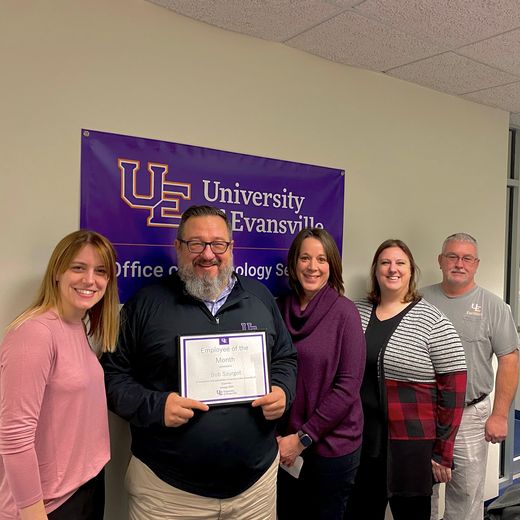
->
[[430, 396, 491, 520], [125, 455, 278, 520]]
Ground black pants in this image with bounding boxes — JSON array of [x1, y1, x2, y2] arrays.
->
[[278, 447, 361, 520], [389, 495, 431, 520], [48, 469, 105, 520], [345, 452, 430, 520]]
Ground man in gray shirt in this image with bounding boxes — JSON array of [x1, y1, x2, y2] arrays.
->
[[422, 233, 519, 520]]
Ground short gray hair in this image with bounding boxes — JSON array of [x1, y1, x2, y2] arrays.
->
[[442, 233, 478, 256]]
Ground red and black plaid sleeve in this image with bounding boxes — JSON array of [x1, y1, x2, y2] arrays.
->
[[432, 370, 467, 467]]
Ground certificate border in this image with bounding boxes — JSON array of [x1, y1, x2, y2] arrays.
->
[[178, 330, 270, 405]]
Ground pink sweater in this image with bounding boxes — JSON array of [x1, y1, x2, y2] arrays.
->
[[0, 311, 110, 518]]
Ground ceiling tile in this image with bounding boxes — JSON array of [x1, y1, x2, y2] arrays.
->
[[457, 28, 520, 76], [147, 0, 345, 41], [286, 10, 442, 71], [462, 82, 520, 113], [510, 113, 520, 126], [145, 0, 520, 114], [353, 0, 520, 48], [387, 52, 519, 95]]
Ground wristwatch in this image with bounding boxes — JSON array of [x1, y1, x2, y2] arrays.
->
[[297, 430, 313, 448]]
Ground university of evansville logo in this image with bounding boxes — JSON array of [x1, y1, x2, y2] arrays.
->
[[466, 302, 483, 317], [118, 159, 191, 228], [241, 322, 258, 331]]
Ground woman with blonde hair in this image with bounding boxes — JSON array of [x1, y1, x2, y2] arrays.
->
[[0, 230, 119, 520]]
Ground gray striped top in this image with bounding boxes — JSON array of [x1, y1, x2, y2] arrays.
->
[[356, 298, 467, 383]]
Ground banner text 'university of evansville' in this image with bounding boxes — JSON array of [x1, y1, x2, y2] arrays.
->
[[80, 129, 345, 301]]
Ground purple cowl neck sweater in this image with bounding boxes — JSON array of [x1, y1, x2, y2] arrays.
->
[[278, 284, 366, 457]]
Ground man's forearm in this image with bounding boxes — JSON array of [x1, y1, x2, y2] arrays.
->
[[492, 350, 519, 418]]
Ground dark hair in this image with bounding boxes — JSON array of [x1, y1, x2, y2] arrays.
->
[[177, 205, 232, 239], [287, 228, 344, 297], [367, 238, 420, 305]]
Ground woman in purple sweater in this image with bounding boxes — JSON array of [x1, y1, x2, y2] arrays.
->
[[276, 228, 366, 520], [0, 230, 120, 520]]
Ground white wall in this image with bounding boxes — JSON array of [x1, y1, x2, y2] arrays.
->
[[0, 1, 511, 518]]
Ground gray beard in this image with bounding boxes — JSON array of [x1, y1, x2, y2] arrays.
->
[[178, 261, 234, 301]]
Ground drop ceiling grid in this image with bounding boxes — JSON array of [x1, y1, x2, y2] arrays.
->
[[150, 0, 348, 41], [285, 10, 443, 71], [351, 0, 520, 48], [147, 0, 520, 120]]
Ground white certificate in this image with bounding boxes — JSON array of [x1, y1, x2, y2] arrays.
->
[[178, 331, 270, 405]]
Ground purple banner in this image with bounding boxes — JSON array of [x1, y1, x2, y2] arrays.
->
[[80, 129, 345, 301]]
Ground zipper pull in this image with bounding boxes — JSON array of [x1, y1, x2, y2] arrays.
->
[[215, 317, 220, 324]]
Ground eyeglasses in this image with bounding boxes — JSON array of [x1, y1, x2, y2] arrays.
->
[[442, 253, 478, 265], [178, 239, 231, 254]]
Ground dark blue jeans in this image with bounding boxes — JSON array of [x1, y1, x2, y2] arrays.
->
[[277, 446, 361, 520]]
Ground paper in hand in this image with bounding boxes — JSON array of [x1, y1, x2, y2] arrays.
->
[[280, 456, 304, 479]]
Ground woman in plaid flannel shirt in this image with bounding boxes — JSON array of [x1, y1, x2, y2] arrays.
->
[[346, 239, 466, 520]]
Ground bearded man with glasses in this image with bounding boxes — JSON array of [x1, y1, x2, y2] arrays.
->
[[103, 205, 297, 520], [421, 233, 519, 520]]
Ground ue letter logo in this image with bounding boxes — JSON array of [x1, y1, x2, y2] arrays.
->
[[118, 159, 191, 228]]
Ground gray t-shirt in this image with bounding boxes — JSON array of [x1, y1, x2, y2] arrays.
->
[[421, 284, 519, 402]]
